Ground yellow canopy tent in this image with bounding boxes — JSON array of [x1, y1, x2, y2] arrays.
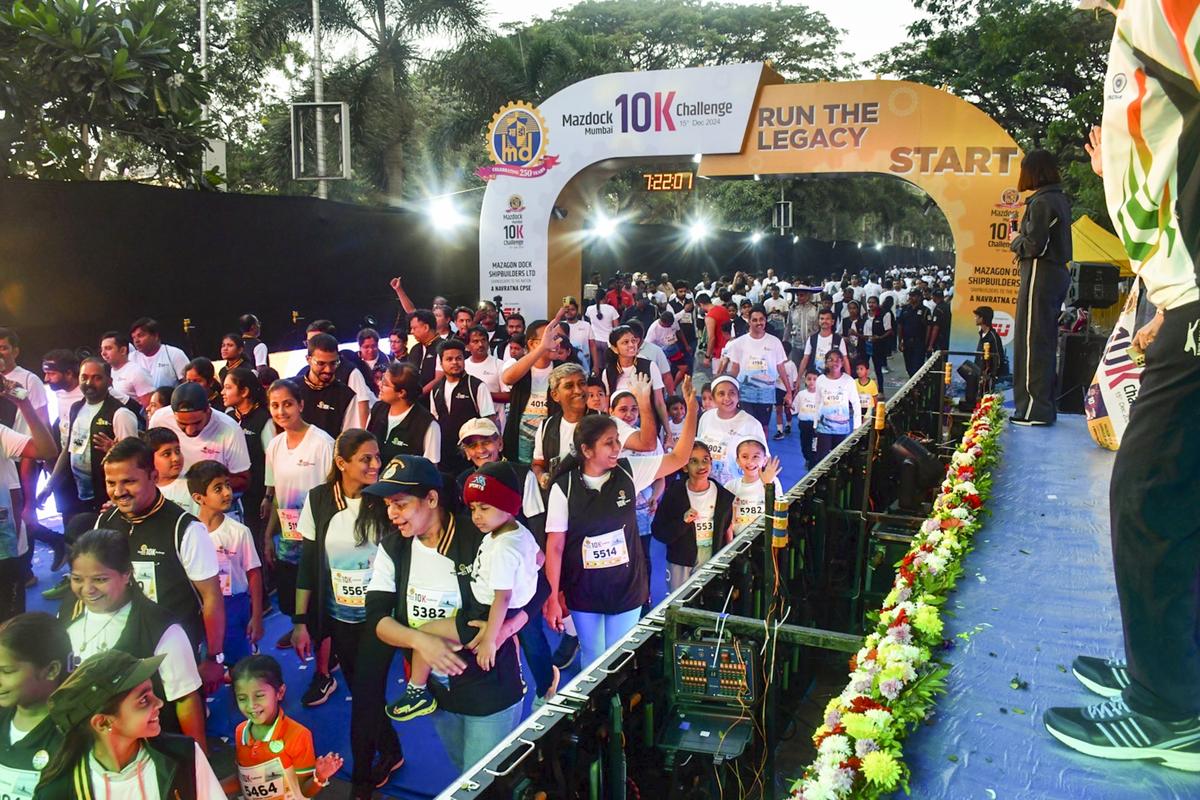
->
[[1072, 215, 1132, 329]]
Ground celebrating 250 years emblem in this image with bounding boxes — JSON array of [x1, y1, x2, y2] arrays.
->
[[476, 101, 559, 180]]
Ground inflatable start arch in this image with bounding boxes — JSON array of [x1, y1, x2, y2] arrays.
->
[[477, 64, 1023, 355]]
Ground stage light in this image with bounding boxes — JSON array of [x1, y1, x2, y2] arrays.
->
[[688, 219, 710, 242], [792, 235, 799, 244], [692, 153, 703, 164], [427, 195, 463, 232], [753, 174, 761, 181], [857, 242, 863, 249], [928, 245, 935, 252], [890, 435, 943, 512], [875, 242, 884, 251], [591, 213, 619, 238], [749, 231, 763, 244]]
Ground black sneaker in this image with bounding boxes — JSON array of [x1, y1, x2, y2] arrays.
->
[[1072, 655, 1129, 698], [370, 752, 404, 788], [1044, 697, 1200, 771], [553, 634, 579, 669], [772, 430, 785, 441], [386, 685, 436, 722], [301, 672, 337, 707]]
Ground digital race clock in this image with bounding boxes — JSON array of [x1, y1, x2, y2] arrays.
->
[[642, 171, 695, 191]]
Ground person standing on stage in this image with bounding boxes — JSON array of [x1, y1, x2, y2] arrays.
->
[[541, 376, 699, 669], [1043, 1, 1200, 767], [1009, 149, 1072, 426]]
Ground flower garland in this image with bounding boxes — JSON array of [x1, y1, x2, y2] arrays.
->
[[790, 394, 1006, 800]]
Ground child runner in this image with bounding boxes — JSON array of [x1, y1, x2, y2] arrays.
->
[[814, 350, 862, 461], [663, 395, 686, 451], [37, 650, 225, 799], [700, 384, 716, 412], [853, 360, 880, 416], [188, 460, 263, 667], [790, 372, 820, 469], [584, 377, 608, 415], [229, 655, 343, 799], [651, 443, 735, 592], [696, 376, 769, 486], [144, 427, 197, 515], [723, 439, 783, 535], [388, 462, 540, 720], [0, 613, 69, 800]]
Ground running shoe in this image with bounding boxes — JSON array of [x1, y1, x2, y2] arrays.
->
[[301, 672, 337, 707], [1043, 697, 1200, 771], [386, 685, 437, 722], [370, 752, 404, 787], [1072, 655, 1129, 698], [772, 431, 785, 441]]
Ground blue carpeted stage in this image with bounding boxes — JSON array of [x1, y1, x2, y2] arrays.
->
[[898, 413, 1197, 800]]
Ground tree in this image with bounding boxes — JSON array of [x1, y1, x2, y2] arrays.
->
[[238, 0, 485, 202], [874, 0, 1114, 226], [0, 0, 215, 184]]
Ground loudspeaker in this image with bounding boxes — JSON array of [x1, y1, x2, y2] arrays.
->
[[1057, 333, 1105, 413], [1068, 261, 1120, 309]]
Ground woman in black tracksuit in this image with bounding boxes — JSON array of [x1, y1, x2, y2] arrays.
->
[[1011, 149, 1073, 426]]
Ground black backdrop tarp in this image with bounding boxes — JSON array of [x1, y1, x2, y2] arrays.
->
[[0, 178, 478, 365], [0, 179, 952, 368]]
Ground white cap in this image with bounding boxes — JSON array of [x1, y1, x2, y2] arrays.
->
[[458, 417, 500, 445]]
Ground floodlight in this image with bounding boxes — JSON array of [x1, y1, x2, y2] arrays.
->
[[692, 153, 703, 164], [592, 214, 619, 238], [875, 242, 884, 251], [428, 195, 463, 232], [688, 220, 710, 242], [792, 235, 799, 244], [750, 232, 763, 244]]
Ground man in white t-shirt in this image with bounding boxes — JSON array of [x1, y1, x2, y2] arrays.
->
[[0, 328, 50, 434], [149, 383, 250, 491], [722, 309, 793, 435], [130, 317, 189, 388], [100, 331, 155, 407], [863, 275, 884, 302], [797, 310, 849, 377]]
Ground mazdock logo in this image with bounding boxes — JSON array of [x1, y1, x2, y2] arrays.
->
[[476, 102, 559, 180]]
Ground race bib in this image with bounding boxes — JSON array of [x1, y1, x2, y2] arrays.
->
[[277, 509, 302, 542], [582, 528, 630, 569], [406, 586, 459, 628], [706, 439, 727, 465], [735, 501, 765, 530], [132, 560, 158, 602], [693, 517, 715, 547], [331, 568, 371, 608], [238, 758, 293, 800], [522, 394, 549, 426], [0, 765, 40, 800], [747, 356, 768, 372], [217, 554, 233, 597]]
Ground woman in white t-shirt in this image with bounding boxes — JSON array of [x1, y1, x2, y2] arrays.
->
[[290, 429, 402, 794], [584, 299, 619, 374], [262, 379, 334, 652], [814, 350, 863, 461], [696, 376, 770, 486], [61, 529, 205, 744], [543, 377, 699, 669]]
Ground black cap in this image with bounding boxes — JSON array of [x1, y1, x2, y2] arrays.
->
[[170, 382, 209, 412], [49, 650, 165, 732], [363, 455, 443, 497]]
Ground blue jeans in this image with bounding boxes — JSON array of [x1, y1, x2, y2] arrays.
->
[[431, 696, 524, 772], [572, 608, 642, 670], [517, 601, 556, 697], [223, 591, 252, 665]]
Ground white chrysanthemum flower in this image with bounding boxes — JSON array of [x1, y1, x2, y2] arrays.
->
[[950, 507, 971, 519], [956, 481, 978, 495], [864, 708, 893, 726], [819, 734, 851, 758]]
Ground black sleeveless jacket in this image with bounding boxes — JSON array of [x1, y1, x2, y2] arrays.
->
[[34, 734, 196, 800], [366, 401, 435, 465]]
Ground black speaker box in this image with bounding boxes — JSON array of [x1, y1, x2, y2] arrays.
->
[[1057, 333, 1105, 413], [1068, 261, 1121, 308]]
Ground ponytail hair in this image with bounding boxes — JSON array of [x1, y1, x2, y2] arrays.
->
[[39, 686, 126, 786], [327, 429, 390, 547]]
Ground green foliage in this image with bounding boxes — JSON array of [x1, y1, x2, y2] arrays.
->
[[0, 0, 215, 182], [875, 0, 1114, 229]]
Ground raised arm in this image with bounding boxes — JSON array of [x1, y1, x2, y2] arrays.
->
[[655, 375, 697, 479]]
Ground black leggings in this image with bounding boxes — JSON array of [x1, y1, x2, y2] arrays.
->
[[275, 561, 298, 617], [329, 618, 403, 787]]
